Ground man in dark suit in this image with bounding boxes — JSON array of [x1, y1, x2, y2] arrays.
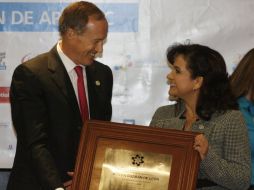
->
[[7, 1, 113, 190]]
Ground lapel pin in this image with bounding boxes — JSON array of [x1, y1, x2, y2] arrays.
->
[[95, 80, 101, 86], [198, 125, 205, 129]]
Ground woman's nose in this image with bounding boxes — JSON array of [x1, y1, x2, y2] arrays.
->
[[167, 71, 173, 80]]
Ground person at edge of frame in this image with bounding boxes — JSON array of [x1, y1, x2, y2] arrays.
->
[[230, 48, 254, 190]]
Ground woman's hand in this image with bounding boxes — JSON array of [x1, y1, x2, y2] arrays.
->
[[194, 134, 209, 160]]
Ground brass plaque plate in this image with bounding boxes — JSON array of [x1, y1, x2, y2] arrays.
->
[[98, 148, 172, 190]]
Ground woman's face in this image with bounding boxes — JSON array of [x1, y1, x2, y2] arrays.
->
[[167, 55, 200, 100]]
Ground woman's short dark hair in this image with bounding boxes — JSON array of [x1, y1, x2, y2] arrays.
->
[[230, 48, 254, 101], [167, 43, 238, 120], [58, 1, 106, 36]]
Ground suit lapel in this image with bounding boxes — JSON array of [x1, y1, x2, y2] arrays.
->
[[86, 62, 101, 119], [47, 46, 81, 120], [86, 64, 96, 118]]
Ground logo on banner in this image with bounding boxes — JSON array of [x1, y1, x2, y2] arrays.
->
[[0, 87, 10, 103], [0, 52, 6, 70], [0, 3, 138, 32]]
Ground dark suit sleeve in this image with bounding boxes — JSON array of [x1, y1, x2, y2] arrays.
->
[[10, 64, 63, 189], [103, 64, 113, 120]]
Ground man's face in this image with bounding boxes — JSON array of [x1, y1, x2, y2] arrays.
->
[[64, 17, 108, 65]]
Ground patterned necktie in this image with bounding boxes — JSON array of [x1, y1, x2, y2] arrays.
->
[[74, 66, 89, 122]]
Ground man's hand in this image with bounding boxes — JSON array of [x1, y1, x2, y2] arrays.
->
[[63, 171, 74, 190]]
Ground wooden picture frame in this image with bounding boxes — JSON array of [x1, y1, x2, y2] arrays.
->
[[72, 120, 200, 190]]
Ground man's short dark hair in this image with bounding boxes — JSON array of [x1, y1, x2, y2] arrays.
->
[[58, 1, 106, 36]]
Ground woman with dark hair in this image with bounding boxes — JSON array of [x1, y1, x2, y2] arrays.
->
[[230, 48, 254, 190], [150, 43, 251, 189]]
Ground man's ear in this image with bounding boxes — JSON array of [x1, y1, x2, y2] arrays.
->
[[193, 76, 203, 90], [66, 28, 76, 39]]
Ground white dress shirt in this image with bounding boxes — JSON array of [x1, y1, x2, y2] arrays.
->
[[56, 41, 90, 115]]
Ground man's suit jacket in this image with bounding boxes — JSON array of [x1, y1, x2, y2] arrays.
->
[[7, 46, 113, 190]]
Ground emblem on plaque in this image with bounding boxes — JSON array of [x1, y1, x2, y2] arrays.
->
[[132, 154, 144, 166]]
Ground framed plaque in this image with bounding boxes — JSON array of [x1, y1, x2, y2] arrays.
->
[[72, 120, 200, 190]]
